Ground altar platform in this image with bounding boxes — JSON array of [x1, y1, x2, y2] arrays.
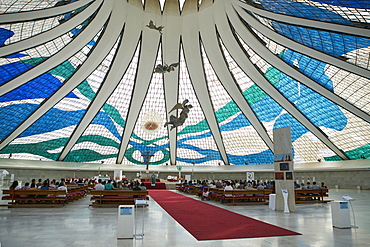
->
[[143, 182, 166, 189], [140, 179, 167, 190]]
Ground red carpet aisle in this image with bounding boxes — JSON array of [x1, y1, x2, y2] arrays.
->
[[149, 190, 301, 241]]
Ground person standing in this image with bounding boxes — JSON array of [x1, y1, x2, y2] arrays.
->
[[151, 173, 157, 186]]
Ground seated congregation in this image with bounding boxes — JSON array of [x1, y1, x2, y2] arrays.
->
[[2, 177, 150, 208], [177, 179, 329, 205], [2, 178, 88, 207], [89, 180, 149, 207]]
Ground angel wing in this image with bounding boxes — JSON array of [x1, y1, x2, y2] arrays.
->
[[182, 99, 189, 105], [168, 103, 183, 113], [169, 62, 179, 69], [157, 26, 164, 33], [164, 62, 179, 72]]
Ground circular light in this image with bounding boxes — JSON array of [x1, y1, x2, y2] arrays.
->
[[141, 111, 162, 134], [144, 121, 159, 130]]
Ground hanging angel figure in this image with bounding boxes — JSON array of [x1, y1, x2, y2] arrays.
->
[[146, 20, 164, 34], [164, 99, 193, 130], [154, 64, 165, 73], [154, 62, 179, 73]]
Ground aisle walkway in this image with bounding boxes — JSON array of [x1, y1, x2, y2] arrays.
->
[[0, 189, 369, 247]]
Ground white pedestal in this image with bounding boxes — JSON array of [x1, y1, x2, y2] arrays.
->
[[134, 199, 147, 239], [269, 194, 276, 210], [282, 189, 290, 213], [117, 205, 135, 239], [331, 201, 351, 229]]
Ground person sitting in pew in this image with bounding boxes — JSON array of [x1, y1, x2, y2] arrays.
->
[[133, 181, 142, 198], [294, 181, 300, 189], [215, 181, 223, 188], [311, 181, 321, 189], [255, 183, 265, 200], [236, 182, 245, 189], [209, 182, 216, 189], [265, 181, 273, 189], [57, 182, 68, 197], [104, 180, 116, 190], [139, 182, 147, 190], [19, 182, 31, 198], [311, 181, 321, 200], [38, 180, 49, 190], [93, 179, 105, 198], [9, 181, 20, 190], [245, 183, 256, 190], [306, 182, 312, 189], [321, 182, 327, 188], [94, 179, 105, 191], [38, 180, 50, 197], [36, 179, 42, 188], [221, 181, 233, 203], [256, 183, 265, 190], [49, 180, 56, 189], [30, 179, 37, 189], [223, 181, 233, 195], [133, 181, 141, 191], [20, 182, 30, 190]]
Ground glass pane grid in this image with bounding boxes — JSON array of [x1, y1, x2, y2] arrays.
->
[[1, 0, 369, 165], [112, 45, 141, 164], [202, 43, 270, 164], [129, 47, 168, 165], [244, 27, 370, 117], [251, 7, 370, 70], [251, 0, 368, 25], [65, 39, 122, 163], [293, 132, 335, 162], [295, 0, 370, 24], [325, 107, 370, 155], [176, 47, 221, 166], [4, 34, 117, 161], [326, 65, 370, 113], [1, 0, 52, 13]]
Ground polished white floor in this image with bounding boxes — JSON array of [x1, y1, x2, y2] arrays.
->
[[0, 189, 369, 247]]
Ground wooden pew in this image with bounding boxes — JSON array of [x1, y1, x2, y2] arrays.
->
[[66, 185, 88, 201], [175, 183, 183, 191], [222, 189, 273, 205], [2, 189, 68, 207], [185, 185, 198, 195], [89, 190, 149, 207], [208, 188, 224, 201], [295, 188, 330, 203]]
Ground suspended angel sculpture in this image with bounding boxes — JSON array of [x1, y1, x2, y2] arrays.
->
[[146, 20, 164, 34], [154, 62, 179, 73], [164, 99, 192, 130]]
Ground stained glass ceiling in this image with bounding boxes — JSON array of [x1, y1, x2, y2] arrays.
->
[[0, 0, 369, 167]]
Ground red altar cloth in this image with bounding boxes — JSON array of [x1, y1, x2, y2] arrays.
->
[[141, 179, 160, 182], [143, 182, 166, 190]]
